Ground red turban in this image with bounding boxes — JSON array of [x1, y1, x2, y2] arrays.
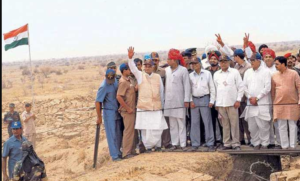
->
[[168, 48, 185, 66], [244, 41, 256, 53], [284, 53, 292, 59], [262, 48, 276, 59]]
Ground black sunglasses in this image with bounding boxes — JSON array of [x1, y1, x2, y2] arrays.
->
[[12, 128, 21, 130]]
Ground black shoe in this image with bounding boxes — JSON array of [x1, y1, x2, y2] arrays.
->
[[208, 146, 216, 152], [123, 154, 136, 159], [268, 144, 275, 149], [166, 145, 177, 152], [233, 146, 241, 151], [249, 144, 254, 148], [155, 147, 162, 152], [240, 140, 246, 145], [164, 144, 172, 149], [145, 149, 152, 153], [220, 146, 232, 150]]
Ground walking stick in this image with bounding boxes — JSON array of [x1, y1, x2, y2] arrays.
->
[[93, 124, 101, 168]]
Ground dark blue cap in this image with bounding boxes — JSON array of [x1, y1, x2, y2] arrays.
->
[[250, 52, 262, 60], [255, 52, 262, 60], [105, 69, 116, 84], [234, 49, 245, 56], [11, 121, 22, 129], [185, 48, 197, 56], [119, 63, 129, 72], [182, 51, 192, 57], [202, 53, 207, 59]]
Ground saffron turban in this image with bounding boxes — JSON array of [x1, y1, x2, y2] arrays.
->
[[262, 48, 276, 59], [168, 48, 185, 66]]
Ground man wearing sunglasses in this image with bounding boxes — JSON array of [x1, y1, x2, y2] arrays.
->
[[214, 55, 244, 150], [2, 121, 27, 181], [241, 52, 272, 150]]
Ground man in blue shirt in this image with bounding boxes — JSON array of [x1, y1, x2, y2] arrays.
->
[[2, 121, 27, 180], [95, 69, 122, 161]]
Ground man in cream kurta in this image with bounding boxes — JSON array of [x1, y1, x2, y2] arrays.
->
[[242, 53, 272, 149], [164, 49, 191, 150], [127, 47, 168, 152]]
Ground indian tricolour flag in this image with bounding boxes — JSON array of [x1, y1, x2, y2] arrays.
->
[[3, 24, 29, 51]]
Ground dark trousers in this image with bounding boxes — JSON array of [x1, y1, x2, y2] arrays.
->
[[161, 117, 172, 147], [238, 102, 251, 143], [116, 113, 124, 155], [211, 106, 223, 143]]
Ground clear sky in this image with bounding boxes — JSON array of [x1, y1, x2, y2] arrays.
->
[[2, 0, 299, 62]]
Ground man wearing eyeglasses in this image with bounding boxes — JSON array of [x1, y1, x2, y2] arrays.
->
[[241, 52, 272, 150], [214, 55, 244, 150], [127, 47, 168, 153], [2, 121, 27, 181]]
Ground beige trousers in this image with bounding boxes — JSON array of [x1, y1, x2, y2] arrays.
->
[[218, 107, 240, 148], [24, 133, 37, 149]]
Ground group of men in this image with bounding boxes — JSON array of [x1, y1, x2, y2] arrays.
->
[[2, 103, 44, 181], [96, 34, 300, 161]]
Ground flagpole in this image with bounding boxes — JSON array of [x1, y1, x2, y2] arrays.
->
[[27, 24, 35, 107]]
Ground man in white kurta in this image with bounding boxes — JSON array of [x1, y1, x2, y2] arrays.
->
[[127, 47, 168, 151], [164, 49, 191, 150], [242, 52, 272, 149], [262, 48, 281, 148]]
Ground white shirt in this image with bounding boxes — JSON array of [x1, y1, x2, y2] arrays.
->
[[242, 64, 271, 120], [213, 67, 244, 107], [265, 64, 277, 75], [189, 69, 216, 104], [21, 111, 36, 135], [202, 58, 210, 69]]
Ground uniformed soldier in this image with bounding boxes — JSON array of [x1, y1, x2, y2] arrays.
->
[[3, 103, 21, 137], [2, 121, 26, 181], [95, 69, 122, 161], [106, 62, 124, 155]]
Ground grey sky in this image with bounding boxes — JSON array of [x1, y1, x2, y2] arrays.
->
[[2, 0, 299, 62]]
